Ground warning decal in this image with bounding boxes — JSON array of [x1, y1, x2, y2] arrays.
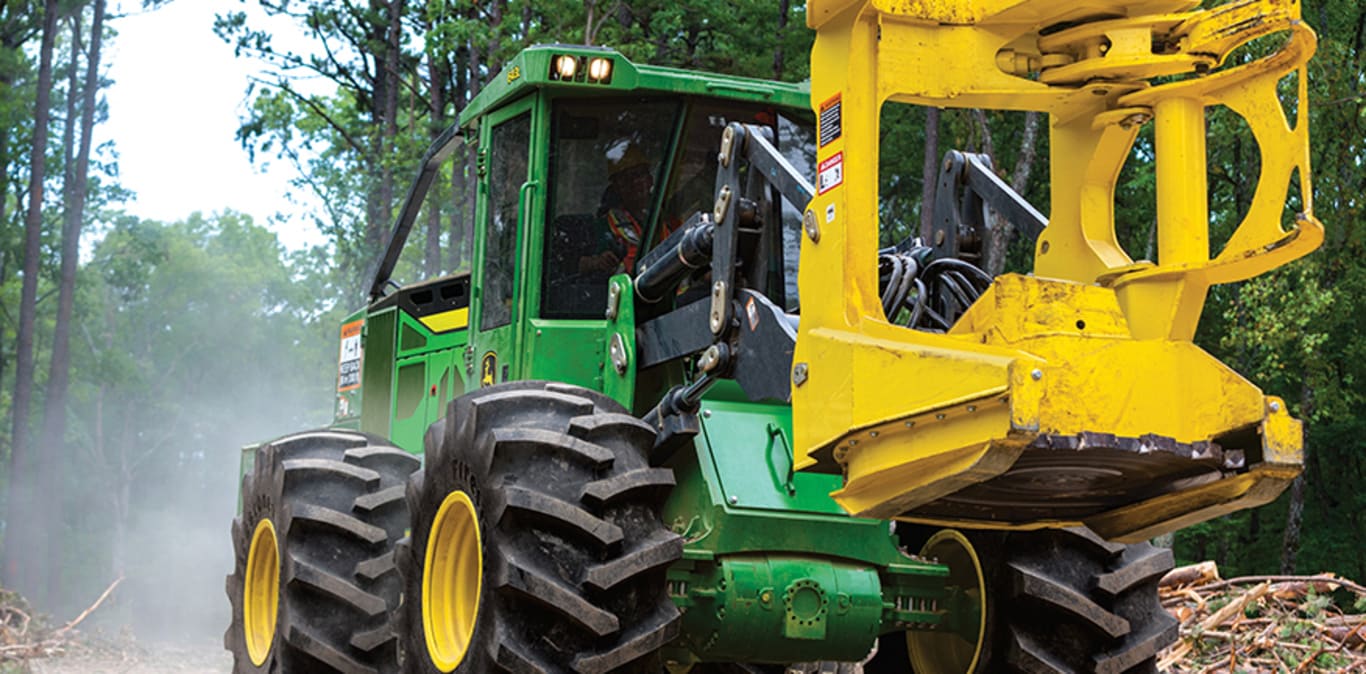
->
[[338, 320, 363, 392], [819, 94, 842, 147], [817, 152, 844, 195]]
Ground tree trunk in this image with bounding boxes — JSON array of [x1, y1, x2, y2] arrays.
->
[[1281, 384, 1314, 574], [366, 0, 404, 258], [919, 107, 940, 242], [380, 0, 403, 223], [110, 397, 133, 580], [4, 0, 59, 601], [773, 0, 790, 81], [462, 31, 485, 272], [0, 122, 9, 232], [985, 111, 1041, 276], [40, 0, 105, 608], [1280, 473, 1305, 573], [1009, 112, 1041, 194], [486, 1, 504, 78], [449, 43, 469, 273], [37, 5, 78, 611], [424, 39, 446, 277], [584, 1, 595, 45]]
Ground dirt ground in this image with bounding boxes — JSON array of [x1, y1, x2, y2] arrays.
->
[[27, 641, 230, 674]]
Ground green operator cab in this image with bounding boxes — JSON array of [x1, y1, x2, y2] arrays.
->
[[335, 45, 815, 453]]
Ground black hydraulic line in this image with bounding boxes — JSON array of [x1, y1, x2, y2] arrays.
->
[[935, 273, 973, 314], [924, 257, 994, 288], [367, 123, 464, 302], [907, 278, 928, 328], [922, 305, 951, 331], [880, 255, 904, 316], [894, 257, 918, 311]]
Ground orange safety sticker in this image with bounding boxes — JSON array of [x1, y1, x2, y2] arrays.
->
[[338, 320, 363, 392], [819, 93, 842, 147]]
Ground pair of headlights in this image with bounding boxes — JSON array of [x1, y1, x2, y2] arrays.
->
[[551, 54, 613, 83]]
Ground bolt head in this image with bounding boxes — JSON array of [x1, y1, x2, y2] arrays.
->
[[803, 209, 820, 242], [792, 362, 809, 386], [608, 334, 629, 375], [1269, 401, 1282, 413], [1031, 368, 1044, 381], [728, 495, 739, 505], [605, 283, 621, 320]]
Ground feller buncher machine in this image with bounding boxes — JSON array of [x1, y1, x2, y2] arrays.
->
[[226, 0, 1322, 671]]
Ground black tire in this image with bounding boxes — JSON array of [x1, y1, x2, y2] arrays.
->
[[226, 429, 420, 673], [397, 381, 683, 673], [872, 527, 1178, 674], [688, 658, 857, 669], [692, 664, 860, 673], [995, 528, 1178, 674]]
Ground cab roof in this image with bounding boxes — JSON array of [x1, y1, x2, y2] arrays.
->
[[458, 44, 812, 128]]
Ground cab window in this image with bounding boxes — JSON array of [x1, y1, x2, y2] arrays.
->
[[541, 98, 679, 319], [481, 112, 530, 330]]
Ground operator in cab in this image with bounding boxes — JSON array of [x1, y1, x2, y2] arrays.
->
[[579, 141, 653, 275]]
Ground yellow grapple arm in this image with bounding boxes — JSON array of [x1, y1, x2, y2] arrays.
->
[[794, 0, 1320, 541]]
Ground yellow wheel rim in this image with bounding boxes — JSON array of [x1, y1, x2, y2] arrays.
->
[[423, 490, 483, 672], [907, 530, 987, 674], [244, 519, 280, 666]]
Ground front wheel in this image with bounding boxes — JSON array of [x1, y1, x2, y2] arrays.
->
[[225, 430, 419, 673], [397, 382, 684, 673]]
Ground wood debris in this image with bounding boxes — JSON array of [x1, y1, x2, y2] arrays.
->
[[0, 578, 122, 664], [1159, 563, 1366, 673]]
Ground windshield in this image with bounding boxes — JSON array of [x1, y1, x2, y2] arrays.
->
[[541, 97, 817, 319]]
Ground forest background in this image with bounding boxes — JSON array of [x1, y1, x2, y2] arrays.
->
[[0, 0, 1362, 644]]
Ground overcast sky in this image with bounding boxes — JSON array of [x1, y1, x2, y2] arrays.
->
[[103, 0, 326, 250]]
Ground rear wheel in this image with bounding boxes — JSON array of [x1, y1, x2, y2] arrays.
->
[[869, 527, 1178, 674], [992, 528, 1178, 673], [225, 430, 419, 673], [397, 381, 683, 673]]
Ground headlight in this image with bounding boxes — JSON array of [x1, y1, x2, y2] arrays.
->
[[588, 57, 613, 82], [553, 54, 578, 79]]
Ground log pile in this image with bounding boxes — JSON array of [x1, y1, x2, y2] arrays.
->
[[1158, 562, 1366, 673]]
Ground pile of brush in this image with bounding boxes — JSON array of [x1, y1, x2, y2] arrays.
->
[[0, 578, 121, 664], [0, 587, 67, 662], [1158, 562, 1366, 673]]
